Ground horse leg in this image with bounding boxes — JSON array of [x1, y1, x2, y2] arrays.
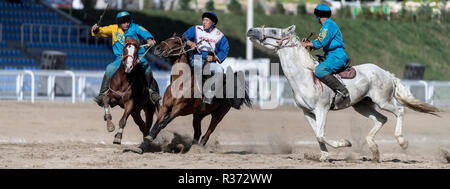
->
[[131, 109, 147, 138], [144, 105, 156, 137], [113, 100, 134, 145], [313, 108, 352, 161], [144, 103, 180, 143], [192, 114, 206, 145], [103, 95, 115, 132], [377, 100, 407, 149], [302, 109, 329, 161], [200, 106, 231, 146], [353, 100, 388, 163]]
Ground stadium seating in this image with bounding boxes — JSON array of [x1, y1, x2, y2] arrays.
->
[[0, 0, 116, 71]]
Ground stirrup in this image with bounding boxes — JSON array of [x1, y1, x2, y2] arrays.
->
[[148, 89, 161, 104], [203, 97, 213, 104]]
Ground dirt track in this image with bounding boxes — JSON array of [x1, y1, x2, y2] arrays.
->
[[0, 101, 449, 168]]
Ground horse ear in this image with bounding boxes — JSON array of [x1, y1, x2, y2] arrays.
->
[[286, 25, 296, 34], [172, 33, 177, 37]]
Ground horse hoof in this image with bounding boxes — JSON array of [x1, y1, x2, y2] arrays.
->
[[123, 147, 144, 154], [107, 122, 115, 132], [319, 151, 329, 162], [342, 139, 352, 147], [113, 140, 121, 145], [143, 135, 154, 143], [400, 140, 408, 150], [396, 136, 408, 150]]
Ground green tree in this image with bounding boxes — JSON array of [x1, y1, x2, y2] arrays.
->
[[254, 0, 266, 15], [205, 0, 215, 11], [296, 1, 306, 15], [227, 0, 243, 14], [179, 0, 191, 10], [416, 4, 433, 21], [273, 0, 285, 15]]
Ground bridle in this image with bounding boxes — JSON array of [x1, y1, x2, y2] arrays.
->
[[257, 25, 300, 52], [120, 40, 140, 69], [158, 36, 198, 57]]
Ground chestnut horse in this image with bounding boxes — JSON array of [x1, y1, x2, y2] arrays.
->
[[135, 35, 251, 153], [102, 37, 160, 145]]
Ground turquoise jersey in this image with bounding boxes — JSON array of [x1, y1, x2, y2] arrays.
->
[[312, 18, 346, 59], [112, 23, 154, 57]]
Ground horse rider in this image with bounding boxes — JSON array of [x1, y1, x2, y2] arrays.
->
[[182, 11, 230, 104], [301, 4, 350, 101], [91, 11, 161, 106]]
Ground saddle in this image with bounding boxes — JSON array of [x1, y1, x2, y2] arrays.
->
[[316, 55, 356, 79]]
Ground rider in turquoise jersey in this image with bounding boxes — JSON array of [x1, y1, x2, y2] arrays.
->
[[91, 11, 161, 106]]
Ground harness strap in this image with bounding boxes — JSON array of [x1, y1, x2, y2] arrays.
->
[[108, 81, 133, 102], [260, 25, 298, 52]]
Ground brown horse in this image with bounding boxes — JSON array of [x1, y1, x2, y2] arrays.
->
[[102, 37, 159, 144], [135, 35, 251, 153]]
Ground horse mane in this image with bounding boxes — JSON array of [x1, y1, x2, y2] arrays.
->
[[125, 37, 140, 46], [286, 36, 319, 71]]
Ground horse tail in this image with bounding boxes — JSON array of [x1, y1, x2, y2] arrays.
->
[[243, 83, 252, 108], [389, 73, 441, 116], [227, 71, 252, 109]]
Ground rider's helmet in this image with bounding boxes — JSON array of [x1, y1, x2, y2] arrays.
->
[[314, 4, 332, 20], [116, 11, 132, 24], [202, 11, 218, 25]]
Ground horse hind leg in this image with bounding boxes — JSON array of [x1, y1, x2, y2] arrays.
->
[[353, 100, 388, 163], [192, 114, 206, 145], [200, 106, 231, 146], [378, 100, 407, 149]]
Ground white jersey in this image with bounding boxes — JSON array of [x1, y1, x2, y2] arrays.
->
[[195, 25, 224, 52]]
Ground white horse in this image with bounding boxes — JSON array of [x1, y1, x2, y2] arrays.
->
[[247, 25, 440, 162]]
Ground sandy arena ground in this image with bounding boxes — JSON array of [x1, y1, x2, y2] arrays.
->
[[0, 101, 449, 168]]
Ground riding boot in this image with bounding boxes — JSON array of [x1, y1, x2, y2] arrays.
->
[[145, 72, 161, 104], [203, 82, 214, 104], [318, 73, 349, 101], [202, 74, 214, 104], [93, 74, 110, 107]]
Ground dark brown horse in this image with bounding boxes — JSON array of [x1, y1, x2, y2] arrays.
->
[[135, 35, 251, 153], [102, 37, 159, 144]]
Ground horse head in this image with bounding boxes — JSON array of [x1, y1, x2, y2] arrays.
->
[[153, 35, 187, 61], [121, 37, 140, 73], [246, 25, 296, 50]]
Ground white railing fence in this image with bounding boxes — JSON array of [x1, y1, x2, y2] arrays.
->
[[1, 61, 450, 107]]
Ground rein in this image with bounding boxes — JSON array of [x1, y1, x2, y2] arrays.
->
[[160, 36, 198, 57], [107, 81, 133, 101], [120, 41, 154, 66]]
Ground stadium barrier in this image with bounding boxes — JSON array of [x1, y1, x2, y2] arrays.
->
[[1, 58, 450, 107]]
